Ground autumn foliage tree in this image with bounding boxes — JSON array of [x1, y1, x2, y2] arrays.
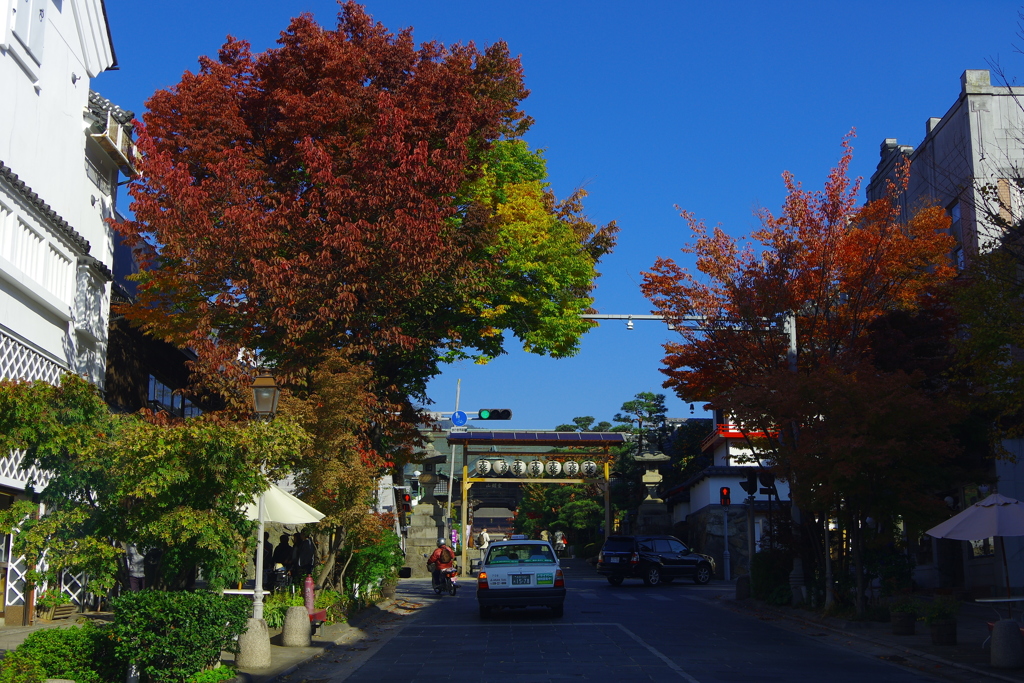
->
[[116, 2, 616, 418], [642, 136, 964, 609]]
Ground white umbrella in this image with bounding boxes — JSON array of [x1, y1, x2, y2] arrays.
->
[[245, 483, 326, 524], [246, 483, 325, 620], [926, 493, 1024, 600]]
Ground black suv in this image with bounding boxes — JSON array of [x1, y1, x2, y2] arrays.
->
[[597, 535, 714, 586]]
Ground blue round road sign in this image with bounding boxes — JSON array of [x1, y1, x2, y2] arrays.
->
[[451, 410, 468, 426]]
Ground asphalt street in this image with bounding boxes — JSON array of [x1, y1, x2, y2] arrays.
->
[[284, 567, 950, 683]]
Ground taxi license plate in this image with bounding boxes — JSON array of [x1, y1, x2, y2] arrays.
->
[[511, 574, 531, 585]]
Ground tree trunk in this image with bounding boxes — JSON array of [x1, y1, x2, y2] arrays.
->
[[315, 526, 347, 590], [851, 518, 866, 617]]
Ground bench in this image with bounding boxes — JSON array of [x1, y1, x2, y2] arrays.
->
[[308, 608, 327, 635]]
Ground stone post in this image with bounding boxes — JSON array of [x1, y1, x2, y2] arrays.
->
[[236, 617, 271, 669], [283, 605, 311, 647]]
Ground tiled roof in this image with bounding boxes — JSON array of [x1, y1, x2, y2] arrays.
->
[[0, 160, 91, 253], [88, 90, 134, 128], [0, 161, 112, 283]]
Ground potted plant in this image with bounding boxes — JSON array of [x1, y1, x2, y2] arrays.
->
[[889, 596, 919, 635], [923, 596, 959, 645], [34, 589, 70, 620]]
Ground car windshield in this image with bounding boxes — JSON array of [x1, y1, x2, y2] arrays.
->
[[486, 544, 555, 564]]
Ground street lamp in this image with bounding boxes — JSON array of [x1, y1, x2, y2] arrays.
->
[[251, 373, 281, 417], [250, 373, 280, 621]]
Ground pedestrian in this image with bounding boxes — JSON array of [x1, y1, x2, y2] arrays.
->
[[255, 531, 273, 585], [272, 533, 292, 571], [126, 544, 146, 591], [539, 528, 551, 543], [476, 527, 491, 561], [553, 529, 567, 558], [296, 531, 316, 578]]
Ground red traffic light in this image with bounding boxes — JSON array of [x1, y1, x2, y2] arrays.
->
[[720, 486, 731, 507], [401, 493, 411, 503]]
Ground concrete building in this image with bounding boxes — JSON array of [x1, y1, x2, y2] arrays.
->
[[866, 69, 1024, 594], [867, 69, 1024, 267], [0, 0, 126, 622]]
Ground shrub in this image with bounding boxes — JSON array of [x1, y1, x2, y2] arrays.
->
[[0, 620, 122, 683], [888, 595, 920, 614], [922, 595, 960, 623], [750, 551, 791, 601], [187, 665, 237, 683], [345, 530, 403, 606], [262, 587, 346, 629], [262, 591, 305, 630], [111, 590, 250, 683]]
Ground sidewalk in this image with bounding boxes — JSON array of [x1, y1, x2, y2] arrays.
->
[[726, 594, 1024, 682]]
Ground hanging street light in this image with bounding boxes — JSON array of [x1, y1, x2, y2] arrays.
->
[[251, 373, 281, 418]]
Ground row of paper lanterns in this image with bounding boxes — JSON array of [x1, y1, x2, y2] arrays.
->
[[475, 459, 599, 478]]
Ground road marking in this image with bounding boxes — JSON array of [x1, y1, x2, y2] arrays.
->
[[611, 593, 637, 600], [648, 594, 671, 601], [612, 623, 702, 682]]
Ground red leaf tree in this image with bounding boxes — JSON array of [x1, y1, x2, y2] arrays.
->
[[117, 2, 559, 412], [642, 136, 966, 610]]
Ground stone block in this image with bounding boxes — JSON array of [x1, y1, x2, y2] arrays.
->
[[235, 617, 271, 670], [282, 605, 311, 647], [991, 619, 1024, 669]]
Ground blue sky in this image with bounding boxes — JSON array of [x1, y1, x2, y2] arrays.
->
[[99, 0, 1023, 429]]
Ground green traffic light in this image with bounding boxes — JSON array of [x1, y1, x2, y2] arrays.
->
[[479, 409, 491, 419]]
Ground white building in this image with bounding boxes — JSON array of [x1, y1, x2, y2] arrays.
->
[[0, 0, 128, 623], [665, 414, 790, 578], [866, 69, 1024, 594]]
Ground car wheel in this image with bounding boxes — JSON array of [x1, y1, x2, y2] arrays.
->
[[606, 575, 624, 586], [479, 605, 491, 619], [551, 603, 564, 618], [694, 562, 712, 585], [642, 566, 661, 586]]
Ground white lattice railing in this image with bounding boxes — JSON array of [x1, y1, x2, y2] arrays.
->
[[0, 328, 65, 384], [0, 329, 69, 608]]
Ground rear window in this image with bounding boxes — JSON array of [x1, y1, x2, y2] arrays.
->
[[602, 538, 635, 552], [487, 544, 555, 564]]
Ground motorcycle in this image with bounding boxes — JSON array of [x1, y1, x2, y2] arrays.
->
[[436, 564, 458, 596], [426, 558, 458, 596]]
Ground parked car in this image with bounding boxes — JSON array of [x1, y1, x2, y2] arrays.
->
[[477, 539, 565, 618], [596, 535, 714, 586]]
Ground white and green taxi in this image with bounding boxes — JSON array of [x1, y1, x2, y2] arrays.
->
[[476, 537, 565, 619]]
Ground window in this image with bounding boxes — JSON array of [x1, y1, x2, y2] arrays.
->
[[148, 375, 201, 418], [11, 0, 46, 65], [948, 201, 965, 271]]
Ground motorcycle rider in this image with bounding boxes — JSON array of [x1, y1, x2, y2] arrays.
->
[[428, 539, 456, 591]]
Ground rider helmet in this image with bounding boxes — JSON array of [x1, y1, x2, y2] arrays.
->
[[437, 539, 447, 547]]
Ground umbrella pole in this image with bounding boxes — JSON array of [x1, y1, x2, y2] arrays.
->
[[1002, 538, 1013, 618], [254, 494, 266, 620]]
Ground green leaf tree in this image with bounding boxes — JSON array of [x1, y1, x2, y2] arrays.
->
[[0, 374, 308, 593]]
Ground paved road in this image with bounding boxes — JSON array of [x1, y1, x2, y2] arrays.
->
[[288, 571, 944, 682]]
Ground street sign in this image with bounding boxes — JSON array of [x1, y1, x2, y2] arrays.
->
[[451, 410, 468, 426], [449, 426, 467, 433]]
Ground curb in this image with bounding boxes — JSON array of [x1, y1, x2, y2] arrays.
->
[[726, 598, 1023, 683]]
